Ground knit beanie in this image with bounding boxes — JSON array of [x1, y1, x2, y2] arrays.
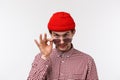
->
[[48, 12, 75, 31]]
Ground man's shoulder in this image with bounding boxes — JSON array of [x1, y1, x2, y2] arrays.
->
[[73, 48, 94, 60]]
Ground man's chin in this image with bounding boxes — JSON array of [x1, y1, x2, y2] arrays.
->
[[58, 49, 67, 52], [56, 47, 67, 52]]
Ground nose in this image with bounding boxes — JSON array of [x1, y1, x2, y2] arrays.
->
[[59, 37, 64, 44]]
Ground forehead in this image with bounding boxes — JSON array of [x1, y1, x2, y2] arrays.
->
[[52, 30, 71, 35]]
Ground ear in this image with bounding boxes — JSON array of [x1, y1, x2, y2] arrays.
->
[[72, 30, 76, 36]]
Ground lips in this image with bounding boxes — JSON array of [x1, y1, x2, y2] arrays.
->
[[58, 44, 67, 48]]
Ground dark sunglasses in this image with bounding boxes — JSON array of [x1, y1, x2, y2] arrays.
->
[[53, 38, 72, 44]]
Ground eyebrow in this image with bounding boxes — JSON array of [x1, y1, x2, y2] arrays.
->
[[53, 33, 59, 36], [53, 32, 69, 36]]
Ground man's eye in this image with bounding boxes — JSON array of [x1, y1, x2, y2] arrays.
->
[[63, 34, 69, 37], [54, 35, 59, 37]]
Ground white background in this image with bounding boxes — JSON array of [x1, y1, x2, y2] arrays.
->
[[0, 0, 120, 80]]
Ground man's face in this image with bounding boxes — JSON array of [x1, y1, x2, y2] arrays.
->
[[51, 30, 75, 52]]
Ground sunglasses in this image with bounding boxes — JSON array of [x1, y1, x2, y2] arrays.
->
[[53, 38, 72, 44]]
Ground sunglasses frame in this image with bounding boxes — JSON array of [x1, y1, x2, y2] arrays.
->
[[53, 38, 72, 44]]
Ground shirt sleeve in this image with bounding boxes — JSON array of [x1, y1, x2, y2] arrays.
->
[[27, 53, 50, 80], [86, 59, 99, 80]]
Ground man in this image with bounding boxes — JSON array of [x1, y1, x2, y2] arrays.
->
[[27, 12, 98, 80]]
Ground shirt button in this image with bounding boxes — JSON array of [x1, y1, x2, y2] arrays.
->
[[46, 65, 48, 67], [61, 61, 65, 63], [57, 55, 60, 57], [67, 56, 70, 58]]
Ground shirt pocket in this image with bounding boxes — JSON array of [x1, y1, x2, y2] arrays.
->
[[66, 63, 86, 75], [67, 74, 84, 80], [66, 57, 87, 75]]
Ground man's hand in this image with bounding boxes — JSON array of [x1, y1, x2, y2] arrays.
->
[[34, 33, 53, 59]]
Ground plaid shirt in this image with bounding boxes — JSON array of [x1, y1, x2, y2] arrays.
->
[[27, 48, 98, 80]]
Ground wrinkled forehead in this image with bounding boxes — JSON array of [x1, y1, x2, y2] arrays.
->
[[51, 30, 71, 35]]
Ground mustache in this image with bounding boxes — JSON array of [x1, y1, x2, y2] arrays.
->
[[53, 38, 72, 44]]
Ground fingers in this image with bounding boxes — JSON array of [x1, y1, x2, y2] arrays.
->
[[48, 38, 53, 42], [40, 34, 42, 44], [38, 33, 53, 45], [34, 39, 39, 48], [44, 33, 47, 41], [47, 38, 53, 45], [37, 33, 53, 45], [50, 40, 53, 45], [39, 33, 47, 44], [35, 34, 44, 48]]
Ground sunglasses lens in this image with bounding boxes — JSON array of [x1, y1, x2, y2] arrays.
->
[[53, 38, 72, 44], [53, 39, 61, 44], [63, 38, 72, 43]]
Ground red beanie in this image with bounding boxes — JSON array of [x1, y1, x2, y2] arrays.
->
[[48, 12, 75, 31]]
